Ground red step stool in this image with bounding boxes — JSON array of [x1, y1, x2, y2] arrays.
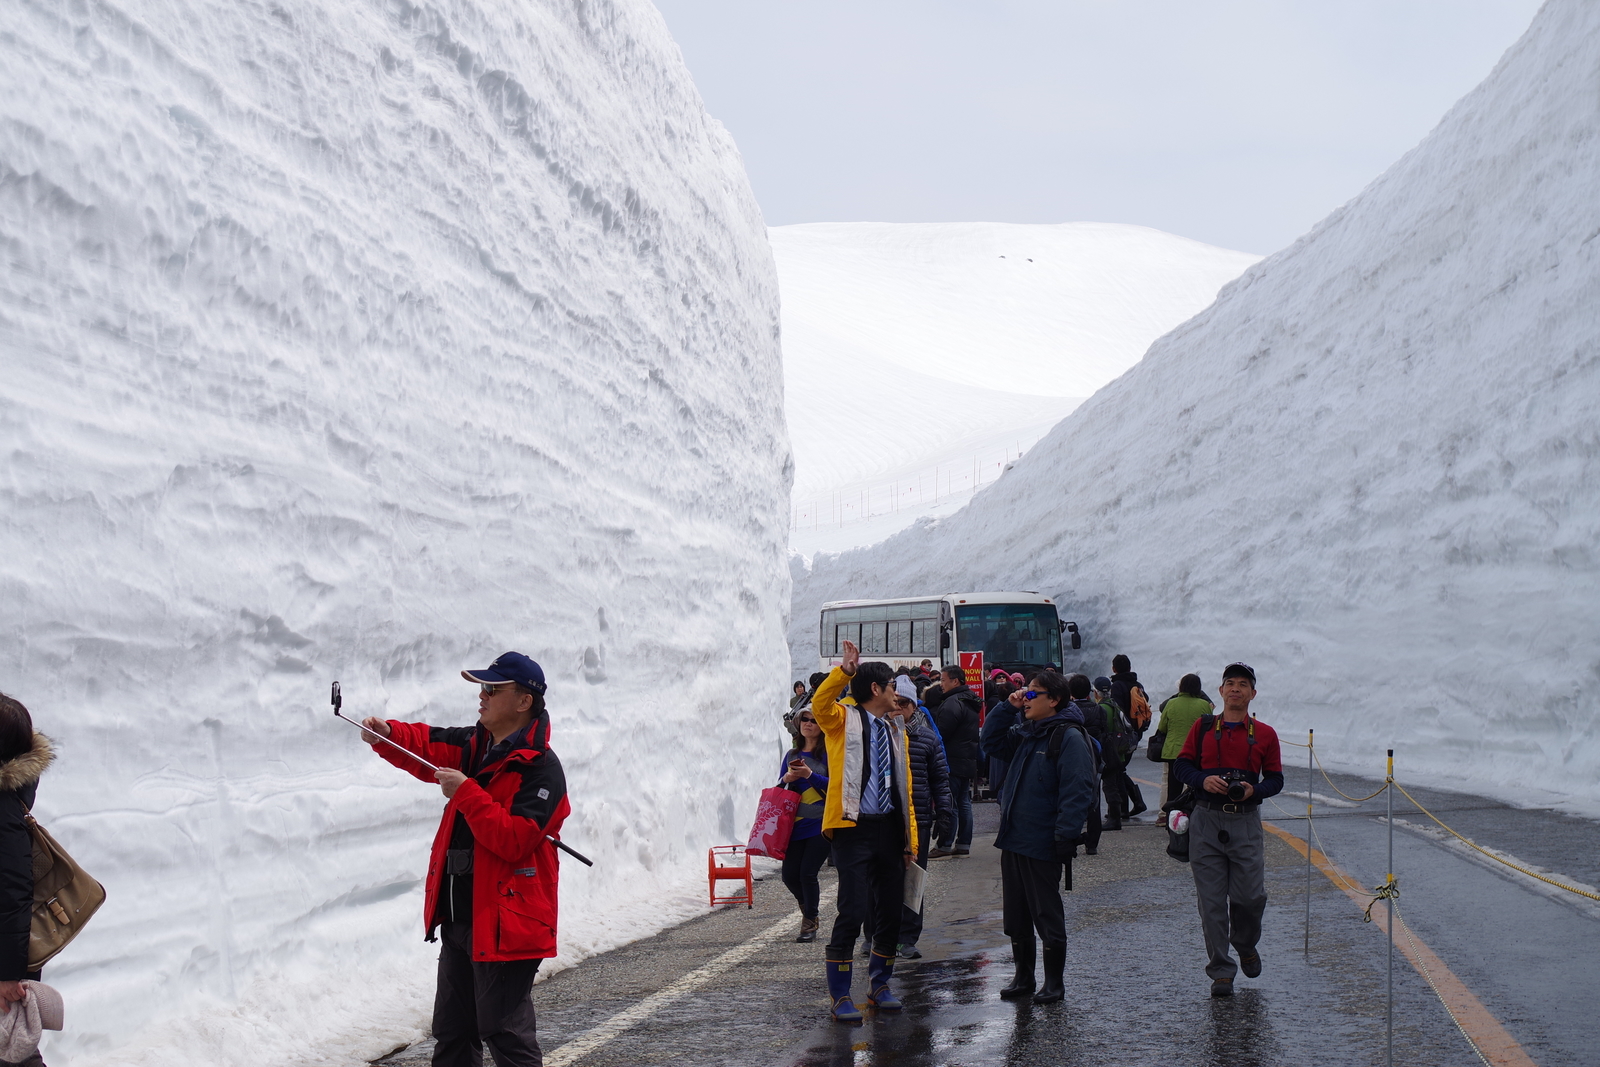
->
[[707, 845, 753, 908]]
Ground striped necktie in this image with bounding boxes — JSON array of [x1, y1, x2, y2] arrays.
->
[[863, 715, 892, 814]]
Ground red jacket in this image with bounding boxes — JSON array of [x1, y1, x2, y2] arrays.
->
[[377, 714, 570, 961]]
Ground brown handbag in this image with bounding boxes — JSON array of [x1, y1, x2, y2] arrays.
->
[[24, 806, 106, 970]]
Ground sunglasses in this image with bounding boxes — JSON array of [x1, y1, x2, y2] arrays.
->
[[480, 683, 515, 696], [797, 716, 816, 724], [1023, 690, 1042, 700]]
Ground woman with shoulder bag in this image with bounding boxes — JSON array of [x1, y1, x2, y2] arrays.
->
[[0, 693, 56, 1067], [778, 711, 831, 943]]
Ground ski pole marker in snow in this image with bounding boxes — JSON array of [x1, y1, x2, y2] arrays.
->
[[331, 681, 594, 867]]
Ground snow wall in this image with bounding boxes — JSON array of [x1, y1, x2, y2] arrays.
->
[[793, 0, 1600, 811], [0, 0, 789, 1063]]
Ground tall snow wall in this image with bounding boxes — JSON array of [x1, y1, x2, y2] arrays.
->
[[0, 0, 789, 1062], [794, 0, 1599, 809]]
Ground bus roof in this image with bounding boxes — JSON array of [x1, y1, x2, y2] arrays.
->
[[820, 591, 1055, 610]]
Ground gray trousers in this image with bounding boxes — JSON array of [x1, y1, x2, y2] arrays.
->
[[1189, 804, 1267, 980]]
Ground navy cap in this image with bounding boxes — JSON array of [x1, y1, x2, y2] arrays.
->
[[1222, 662, 1256, 685], [1093, 676, 1113, 693], [462, 651, 547, 695]]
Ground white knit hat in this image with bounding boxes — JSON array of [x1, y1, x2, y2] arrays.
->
[[894, 676, 918, 702]]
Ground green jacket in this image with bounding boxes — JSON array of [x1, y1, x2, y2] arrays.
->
[[1158, 694, 1214, 761]]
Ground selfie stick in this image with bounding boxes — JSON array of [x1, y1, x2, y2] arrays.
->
[[332, 681, 594, 866]]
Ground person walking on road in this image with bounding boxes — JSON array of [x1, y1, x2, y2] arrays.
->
[[1064, 675, 1108, 853], [1171, 662, 1284, 998], [1095, 677, 1146, 819], [885, 678, 951, 958], [778, 709, 831, 943], [361, 651, 569, 1067], [1153, 674, 1213, 806], [979, 672, 1097, 1004], [926, 666, 981, 858], [810, 640, 919, 1023]]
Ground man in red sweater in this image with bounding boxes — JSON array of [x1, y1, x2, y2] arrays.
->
[[362, 652, 568, 1067], [1171, 662, 1283, 998]]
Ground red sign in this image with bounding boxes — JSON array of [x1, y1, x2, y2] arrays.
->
[[959, 652, 984, 697]]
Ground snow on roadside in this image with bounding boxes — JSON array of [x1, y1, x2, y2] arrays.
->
[[791, 0, 1599, 811], [0, 0, 788, 1062]]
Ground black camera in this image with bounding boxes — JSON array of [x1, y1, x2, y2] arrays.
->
[[1222, 770, 1251, 803]]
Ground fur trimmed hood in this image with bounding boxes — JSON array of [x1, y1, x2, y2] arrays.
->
[[0, 734, 54, 792]]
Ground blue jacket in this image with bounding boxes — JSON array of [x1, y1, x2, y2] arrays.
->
[[981, 703, 1096, 863]]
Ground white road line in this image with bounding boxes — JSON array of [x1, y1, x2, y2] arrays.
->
[[544, 913, 797, 1067]]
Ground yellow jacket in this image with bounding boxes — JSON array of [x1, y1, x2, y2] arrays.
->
[[809, 667, 919, 853]]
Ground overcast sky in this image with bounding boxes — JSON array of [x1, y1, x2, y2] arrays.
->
[[651, 1, 1543, 254]]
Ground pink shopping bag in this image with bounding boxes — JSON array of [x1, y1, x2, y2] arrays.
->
[[745, 786, 800, 860]]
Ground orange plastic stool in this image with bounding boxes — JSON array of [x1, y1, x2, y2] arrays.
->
[[707, 845, 753, 908]]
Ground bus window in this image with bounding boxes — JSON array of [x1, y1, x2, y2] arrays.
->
[[953, 603, 1062, 671], [821, 602, 941, 659]]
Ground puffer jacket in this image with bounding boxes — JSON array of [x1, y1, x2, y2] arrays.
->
[[930, 687, 982, 777], [906, 711, 954, 848], [377, 714, 569, 961], [980, 705, 1096, 863], [0, 734, 52, 980]]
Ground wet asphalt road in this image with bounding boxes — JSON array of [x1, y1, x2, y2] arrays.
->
[[376, 748, 1600, 1067]]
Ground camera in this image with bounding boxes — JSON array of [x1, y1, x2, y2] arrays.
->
[[1221, 770, 1251, 803]]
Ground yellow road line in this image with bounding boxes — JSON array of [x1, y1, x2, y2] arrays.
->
[[1261, 820, 1537, 1067]]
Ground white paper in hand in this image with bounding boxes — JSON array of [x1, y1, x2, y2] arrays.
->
[[903, 861, 928, 912]]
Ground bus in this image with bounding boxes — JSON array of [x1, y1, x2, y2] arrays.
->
[[817, 592, 1081, 678]]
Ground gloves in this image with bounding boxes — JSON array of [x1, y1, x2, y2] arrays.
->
[[934, 813, 954, 843], [1053, 837, 1076, 864]]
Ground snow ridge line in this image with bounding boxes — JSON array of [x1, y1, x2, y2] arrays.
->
[[543, 913, 796, 1067]]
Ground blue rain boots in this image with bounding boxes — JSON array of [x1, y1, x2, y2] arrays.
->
[[867, 951, 903, 1011], [826, 959, 863, 1022]]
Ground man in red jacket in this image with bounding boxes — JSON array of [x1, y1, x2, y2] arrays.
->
[[362, 652, 569, 1067]]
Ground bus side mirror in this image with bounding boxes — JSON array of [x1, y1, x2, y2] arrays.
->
[[1065, 622, 1081, 650], [940, 629, 951, 649]]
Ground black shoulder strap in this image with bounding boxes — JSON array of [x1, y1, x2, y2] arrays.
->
[[1196, 714, 1216, 765], [1046, 720, 1088, 762]]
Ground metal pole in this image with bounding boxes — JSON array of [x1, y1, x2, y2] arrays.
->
[[1386, 748, 1395, 1067], [1305, 728, 1313, 956]]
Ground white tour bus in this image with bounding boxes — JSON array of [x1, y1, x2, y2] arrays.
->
[[817, 592, 1081, 677]]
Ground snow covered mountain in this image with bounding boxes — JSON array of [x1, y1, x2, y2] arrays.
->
[[792, 0, 1599, 810], [774, 222, 1259, 556], [0, 0, 787, 1063]]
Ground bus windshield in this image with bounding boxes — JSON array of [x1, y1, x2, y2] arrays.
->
[[954, 603, 1062, 673]]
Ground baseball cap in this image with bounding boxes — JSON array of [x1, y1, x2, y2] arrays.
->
[[1093, 676, 1113, 692], [462, 651, 547, 695], [1222, 662, 1256, 685]]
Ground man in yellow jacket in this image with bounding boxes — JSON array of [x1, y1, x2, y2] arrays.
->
[[811, 639, 919, 1022]]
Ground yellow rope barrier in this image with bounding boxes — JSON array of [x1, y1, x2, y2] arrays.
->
[[1391, 901, 1497, 1067], [1311, 749, 1391, 802], [1363, 874, 1400, 923], [1392, 782, 1600, 903]]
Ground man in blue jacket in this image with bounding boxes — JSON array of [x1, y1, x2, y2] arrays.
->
[[979, 671, 1097, 1004]]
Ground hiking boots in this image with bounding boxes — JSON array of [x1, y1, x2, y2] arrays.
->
[[1239, 949, 1262, 978], [998, 938, 1036, 1000], [1210, 978, 1234, 998], [796, 916, 818, 943], [953, 847, 971, 856], [928, 847, 954, 858], [1104, 816, 1122, 831], [1033, 945, 1066, 1004]]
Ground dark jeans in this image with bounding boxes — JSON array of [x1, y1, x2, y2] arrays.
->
[[937, 776, 974, 849], [826, 816, 906, 959], [434, 922, 544, 1067], [781, 832, 832, 918], [1001, 849, 1067, 951], [1082, 777, 1103, 851]]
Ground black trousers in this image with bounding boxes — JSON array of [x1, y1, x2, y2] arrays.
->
[[1082, 792, 1103, 850], [826, 816, 905, 958], [1101, 751, 1126, 818], [781, 833, 833, 918], [434, 922, 544, 1067], [1000, 850, 1067, 950]]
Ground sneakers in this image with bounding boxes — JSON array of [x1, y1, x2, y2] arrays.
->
[[1239, 949, 1262, 978], [1210, 978, 1234, 998], [928, 847, 954, 859], [897, 943, 922, 960], [796, 916, 818, 943]]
